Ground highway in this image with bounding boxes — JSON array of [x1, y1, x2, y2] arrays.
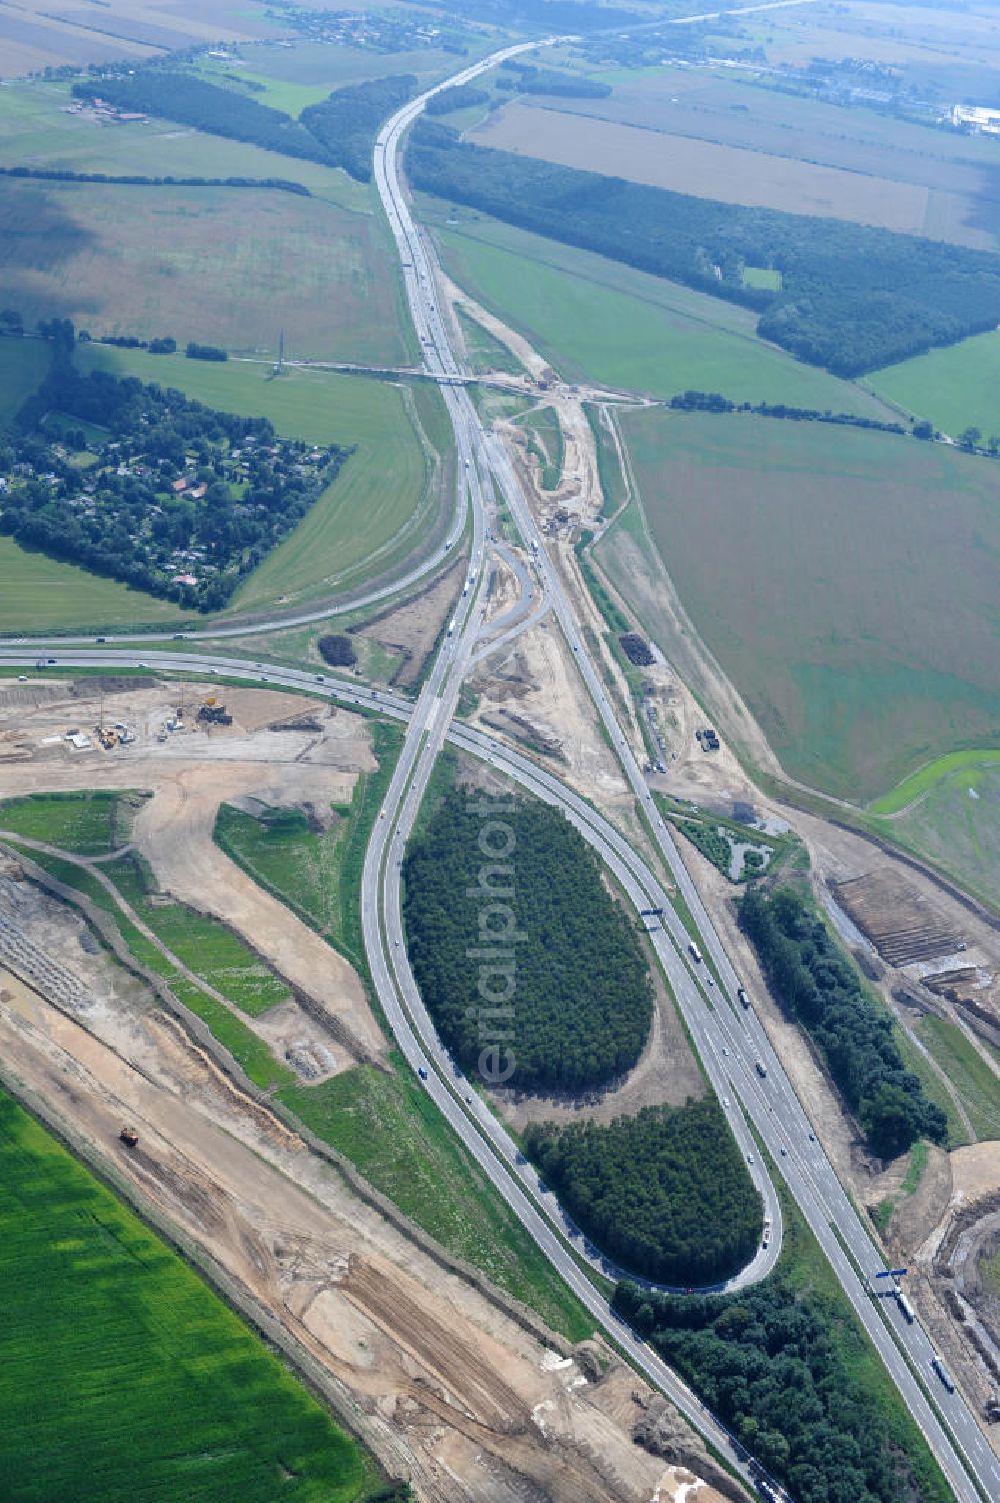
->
[[363, 40, 1000, 1503], [10, 640, 1000, 1501], [3, 13, 998, 1499]]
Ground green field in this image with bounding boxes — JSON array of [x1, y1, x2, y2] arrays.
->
[[606, 410, 1000, 801], [0, 172, 406, 365], [0, 790, 134, 855], [214, 720, 403, 971], [425, 201, 891, 413], [915, 1017, 1000, 1142], [0, 534, 185, 632], [867, 753, 1000, 912], [0, 1085, 383, 1503], [455, 306, 525, 375], [280, 1063, 592, 1342], [743, 266, 782, 291], [103, 852, 290, 1017], [864, 330, 1000, 440], [79, 347, 445, 614], [518, 405, 564, 489], [0, 333, 49, 422]]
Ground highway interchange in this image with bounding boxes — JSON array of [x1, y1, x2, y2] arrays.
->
[[2, 22, 999, 1503]]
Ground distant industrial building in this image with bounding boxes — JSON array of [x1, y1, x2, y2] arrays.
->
[[951, 103, 1000, 135]]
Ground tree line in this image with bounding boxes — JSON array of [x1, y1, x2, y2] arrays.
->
[[524, 1098, 762, 1285], [614, 1264, 950, 1503], [0, 165, 310, 195], [667, 389, 906, 433], [405, 121, 1000, 375], [739, 888, 947, 1157], [402, 791, 653, 1093]]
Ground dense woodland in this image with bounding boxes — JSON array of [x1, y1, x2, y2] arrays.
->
[[425, 85, 491, 116], [1, 362, 347, 609], [407, 122, 1000, 374], [402, 792, 653, 1092], [524, 1098, 762, 1285], [615, 1264, 948, 1503], [301, 76, 416, 182], [497, 60, 612, 98], [72, 75, 328, 164], [739, 889, 946, 1156]]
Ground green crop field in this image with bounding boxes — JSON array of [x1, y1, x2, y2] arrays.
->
[[0, 535, 183, 632], [0, 790, 133, 855], [79, 347, 445, 613], [864, 331, 1000, 440], [426, 202, 890, 413], [0, 1085, 381, 1503], [607, 410, 1000, 802], [867, 752, 1000, 913]]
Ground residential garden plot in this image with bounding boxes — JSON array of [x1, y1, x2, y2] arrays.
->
[[864, 329, 1000, 440], [0, 1086, 381, 1503], [616, 409, 1000, 801], [0, 174, 406, 364], [77, 349, 441, 614], [427, 203, 890, 412]]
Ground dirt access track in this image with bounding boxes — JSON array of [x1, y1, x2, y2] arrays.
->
[[0, 862, 732, 1503], [0, 677, 385, 1067]]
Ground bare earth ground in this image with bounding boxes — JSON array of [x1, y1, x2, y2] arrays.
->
[[355, 556, 465, 687], [0, 864, 728, 1503], [0, 678, 385, 1065]]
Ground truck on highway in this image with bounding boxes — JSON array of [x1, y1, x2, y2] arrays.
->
[[762, 1216, 772, 1248], [755, 1059, 768, 1079], [896, 1292, 915, 1324], [737, 985, 750, 1008], [932, 1356, 955, 1393], [688, 940, 703, 963], [446, 619, 456, 636]]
